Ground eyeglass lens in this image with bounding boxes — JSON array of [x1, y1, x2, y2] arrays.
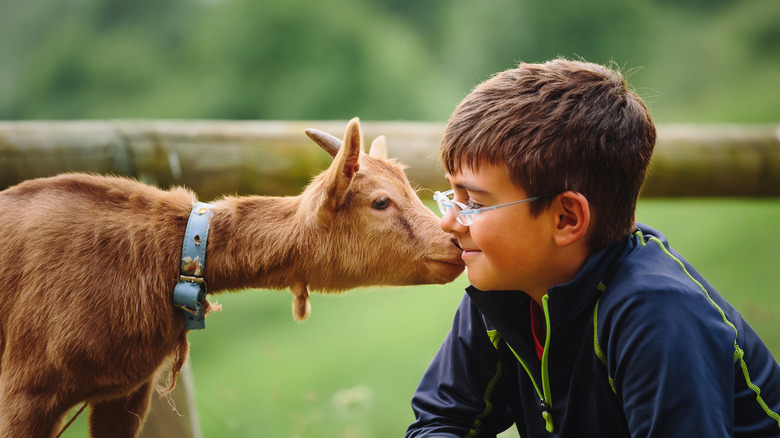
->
[[434, 191, 471, 226]]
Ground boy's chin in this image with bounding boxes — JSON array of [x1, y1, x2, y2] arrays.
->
[[467, 270, 498, 291], [467, 269, 522, 292]]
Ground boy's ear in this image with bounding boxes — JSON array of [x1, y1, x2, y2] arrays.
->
[[551, 191, 590, 248]]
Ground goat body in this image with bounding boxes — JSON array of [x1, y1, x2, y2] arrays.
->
[[0, 118, 464, 437]]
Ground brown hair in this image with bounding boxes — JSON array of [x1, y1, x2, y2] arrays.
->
[[440, 58, 656, 248]]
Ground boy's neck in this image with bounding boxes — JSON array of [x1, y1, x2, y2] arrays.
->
[[528, 245, 591, 306]]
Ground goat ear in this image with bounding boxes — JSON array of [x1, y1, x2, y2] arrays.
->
[[318, 118, 362, 221], [305, 128, 342, 158], [368, 135, 387, 159]]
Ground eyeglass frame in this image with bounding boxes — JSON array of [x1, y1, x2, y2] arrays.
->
[[433, 189, 555, 226]]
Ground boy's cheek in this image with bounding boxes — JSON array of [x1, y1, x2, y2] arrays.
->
[[462, 256, 497, 290]]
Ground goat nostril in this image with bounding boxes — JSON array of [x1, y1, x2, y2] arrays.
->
[[450, 238, 462, 251]]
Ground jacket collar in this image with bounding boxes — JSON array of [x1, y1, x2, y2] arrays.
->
[[543, 233, 633, 327]]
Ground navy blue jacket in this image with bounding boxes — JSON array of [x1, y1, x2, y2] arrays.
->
[[407, 224, 780, 437]]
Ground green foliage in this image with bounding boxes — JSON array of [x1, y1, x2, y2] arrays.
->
[[1, 0, 778, 121]]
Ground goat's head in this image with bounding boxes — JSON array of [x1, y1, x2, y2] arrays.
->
[[291, 118, 464, 320]]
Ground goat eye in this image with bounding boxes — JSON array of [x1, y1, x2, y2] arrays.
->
[[371, 196, 392, 210]]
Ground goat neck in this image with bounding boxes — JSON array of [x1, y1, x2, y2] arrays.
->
[[203, 194, 305, 293]]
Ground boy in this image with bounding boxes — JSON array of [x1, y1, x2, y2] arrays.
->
[[406, 59, 780, 437]]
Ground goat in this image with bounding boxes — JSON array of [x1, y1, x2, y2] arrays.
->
[[0, 118, 464, 437]]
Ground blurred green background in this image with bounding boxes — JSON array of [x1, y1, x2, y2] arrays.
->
[[2, 0, 777, 437], [1, 0, 779, 122]]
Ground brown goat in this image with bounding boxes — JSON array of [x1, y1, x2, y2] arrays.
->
[[0, 118, 464, 437]]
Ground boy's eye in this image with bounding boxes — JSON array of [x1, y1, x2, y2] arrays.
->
[[449, 192, 483, 210]]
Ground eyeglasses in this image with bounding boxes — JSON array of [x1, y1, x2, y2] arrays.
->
[[433, 189, 553, 226]]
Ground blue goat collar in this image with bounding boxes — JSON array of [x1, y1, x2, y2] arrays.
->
[[173, 202, 215, 330]]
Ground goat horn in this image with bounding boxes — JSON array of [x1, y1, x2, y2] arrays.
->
[[305, 128, 342, 158]]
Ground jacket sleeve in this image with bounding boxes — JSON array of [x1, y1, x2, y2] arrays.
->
[[406, 293, 514, 438], [602, 286, 737, 438]]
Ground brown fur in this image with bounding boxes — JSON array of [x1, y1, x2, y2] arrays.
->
[[0, 118, 463, 437]]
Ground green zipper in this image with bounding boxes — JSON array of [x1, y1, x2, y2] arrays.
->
[[506, 295, 554, 433], [540, 295, 554, 432]]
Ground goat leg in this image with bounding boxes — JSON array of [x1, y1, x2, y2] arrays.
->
[[0, 377, 68, 437], [88, 380, 154, 438]]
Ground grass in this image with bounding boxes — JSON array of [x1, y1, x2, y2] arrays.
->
[[60, 198, 780, 437]]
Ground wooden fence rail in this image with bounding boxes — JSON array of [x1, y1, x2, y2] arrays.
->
[[1, 121, 779, 198]]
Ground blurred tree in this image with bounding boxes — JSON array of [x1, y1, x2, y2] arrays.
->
[[185, 0, 451, 120], [640, 0, 780, 122], [0, 0, 777, 122]]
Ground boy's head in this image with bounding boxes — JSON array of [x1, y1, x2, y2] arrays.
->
[[440, 58, 656, 249]]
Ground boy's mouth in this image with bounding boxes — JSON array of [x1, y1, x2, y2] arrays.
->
[[454, 239, 481, 260], [459, 244, 482, 258]]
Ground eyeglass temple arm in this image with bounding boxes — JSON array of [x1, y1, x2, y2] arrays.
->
[[460, 195, 548, 215]]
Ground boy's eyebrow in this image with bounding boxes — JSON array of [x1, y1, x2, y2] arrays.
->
[[454, 182, 490, 194], [444, 175, 490, 195]]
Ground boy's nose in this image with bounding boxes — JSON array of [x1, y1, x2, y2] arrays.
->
[[440, 208, 468, 234]]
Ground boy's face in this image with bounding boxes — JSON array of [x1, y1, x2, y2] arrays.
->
[[443, 161, 560, 296]]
